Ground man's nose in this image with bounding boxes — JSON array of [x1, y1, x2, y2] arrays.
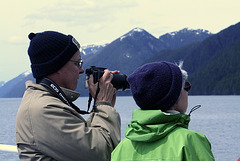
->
[[79, 67, 84, 74]]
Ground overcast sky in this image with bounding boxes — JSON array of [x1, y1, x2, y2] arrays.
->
[[1, 0, 240, 82]]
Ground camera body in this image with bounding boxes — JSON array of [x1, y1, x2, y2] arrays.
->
[[85, 66, 129, 90]]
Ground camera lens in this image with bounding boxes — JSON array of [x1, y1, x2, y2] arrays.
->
[[111, 74, 130, 90]]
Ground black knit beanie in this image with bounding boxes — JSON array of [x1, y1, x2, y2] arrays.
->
[[27, 31, 80, 78], [127, 61, 182, 111]]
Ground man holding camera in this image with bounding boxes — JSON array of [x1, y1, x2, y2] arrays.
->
[[15, 31, 121, 161]]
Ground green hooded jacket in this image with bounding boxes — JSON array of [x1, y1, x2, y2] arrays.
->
[[111, 109, 215, 161]]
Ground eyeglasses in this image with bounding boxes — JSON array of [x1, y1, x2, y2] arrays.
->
[[184, 81, 191, 92], [70, 59, 83, 68]]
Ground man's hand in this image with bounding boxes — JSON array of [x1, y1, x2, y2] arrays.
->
[[88, 69, 119, 107]]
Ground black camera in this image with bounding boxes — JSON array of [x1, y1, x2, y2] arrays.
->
[[85, 66, 129, 91]]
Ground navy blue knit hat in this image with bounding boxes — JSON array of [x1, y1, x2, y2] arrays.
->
[[127, 61, 182, 111], [28, 31, 80, 78]]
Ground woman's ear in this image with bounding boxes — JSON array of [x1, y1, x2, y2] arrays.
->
[[169, 103, 178, 111]]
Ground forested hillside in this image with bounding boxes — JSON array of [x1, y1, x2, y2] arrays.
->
[[146, 22, 240, 95]]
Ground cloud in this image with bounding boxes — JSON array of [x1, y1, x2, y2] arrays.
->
[[8, 36, 22, 42], [5, 36, 26, 45], [24, 0, 137, 27]]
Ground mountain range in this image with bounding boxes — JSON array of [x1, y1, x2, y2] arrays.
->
[[1, 22, 239, 97]]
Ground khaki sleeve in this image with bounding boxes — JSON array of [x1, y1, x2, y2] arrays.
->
[[86, 103, 121, 148], [31, 103, 121, 161]]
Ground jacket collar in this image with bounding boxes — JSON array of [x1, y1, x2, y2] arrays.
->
[[60, 87, 80, 102], [125, 109, 190, 142]]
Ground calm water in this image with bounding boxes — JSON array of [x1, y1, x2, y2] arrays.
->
[[0, 96, 239, 161]]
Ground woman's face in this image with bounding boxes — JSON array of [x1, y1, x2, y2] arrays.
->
[[171, 82, 189, 113]]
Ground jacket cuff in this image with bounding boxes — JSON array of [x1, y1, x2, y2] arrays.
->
[[95, 102, 113, 107]]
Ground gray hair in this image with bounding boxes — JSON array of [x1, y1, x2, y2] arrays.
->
[[177, 61, 188, 82], [171, 61, 188, 106]]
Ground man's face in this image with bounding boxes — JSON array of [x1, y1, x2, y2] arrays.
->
[[58, 50, 84, 90]]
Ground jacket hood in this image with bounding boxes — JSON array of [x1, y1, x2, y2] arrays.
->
[[125, 109, 190, 142]]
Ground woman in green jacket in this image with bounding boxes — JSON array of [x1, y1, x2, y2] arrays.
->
[[111, 61, 215, 161]]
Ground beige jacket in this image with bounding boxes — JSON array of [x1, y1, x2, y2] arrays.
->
[[15, 81, 121, 161]]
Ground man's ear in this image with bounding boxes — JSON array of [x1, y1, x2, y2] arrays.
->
[[55, 67, 65, 76], [47, 70, 61, 81]]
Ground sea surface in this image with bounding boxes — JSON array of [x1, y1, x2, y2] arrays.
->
[[0, 96, 239, 161]]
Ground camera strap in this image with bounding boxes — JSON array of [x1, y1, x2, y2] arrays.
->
[[87, 81, 100, 112], [37, 78, 89, 115]]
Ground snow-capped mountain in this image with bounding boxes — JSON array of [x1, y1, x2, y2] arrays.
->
[[0, 71, 34, 97], [80, 44, 108, 58], [0, 27, 213, 97], [159, 28, 212, 50], [83, 27, 162, 75], [2, 22, 240, 96], [167, 28, 211, 36], [119, 27, 147, 41], [0, 81, 5, 87]]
